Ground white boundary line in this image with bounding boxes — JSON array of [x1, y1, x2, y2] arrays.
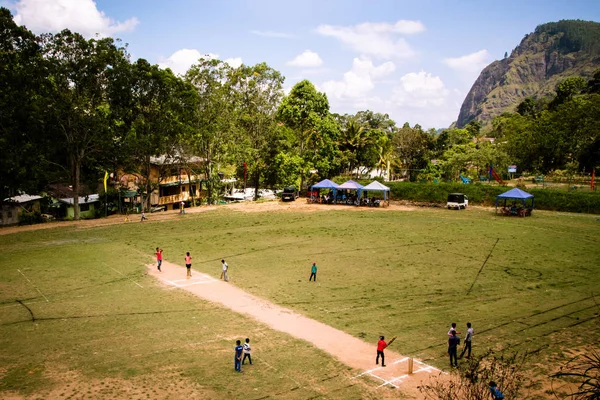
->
[[376, 367, 436, 388], [353, 356, 444, 389], [104, 263, 143, 288], [352, 357, 408, 378], [17, 269, 49, 302], [367, 372, 399, 388]]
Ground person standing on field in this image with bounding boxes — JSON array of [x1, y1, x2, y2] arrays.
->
[[221, 259, 229, 282], [140, 210, 147, 222], [460, 322, 473, 359], [155, 248, 163, 272], [376, 335, 395, 367], [309, 262, 317, 281], [448, 322, 460, 336], [185, 252, 192, 278], [448, 330, 460, 367], [242, 338, 252, 365], [234, 340, 243, 372]]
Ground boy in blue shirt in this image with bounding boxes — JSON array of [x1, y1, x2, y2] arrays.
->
[[489, 381, 504, 399], [234, 340, 243, 372], [448, 330, 460, 367], [309, 262, 317, 281]]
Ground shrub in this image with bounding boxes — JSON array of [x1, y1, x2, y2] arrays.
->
[[385, 182, 600, 213], [419, 350, 528, 400]]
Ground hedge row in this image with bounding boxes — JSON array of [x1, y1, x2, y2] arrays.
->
[[384, 182, 600, 214]]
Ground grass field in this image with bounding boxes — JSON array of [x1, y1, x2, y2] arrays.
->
[[1, 203, 599, 399]]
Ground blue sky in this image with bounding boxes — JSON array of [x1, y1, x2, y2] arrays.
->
[[7, 0, 600, 128]]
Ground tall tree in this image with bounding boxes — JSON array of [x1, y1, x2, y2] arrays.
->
[[185, 58, 235, 204], [115, 58, 198, 210], [0, 8, 49, 199], [230, 63, 284, 200], [392, 123, 432, 181], [339, 117, 371, 176], [277, 80, 332, 188], [42, 30, 130, 219]]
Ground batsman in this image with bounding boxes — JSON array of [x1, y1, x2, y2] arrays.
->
[[376, 335, 396, 367]]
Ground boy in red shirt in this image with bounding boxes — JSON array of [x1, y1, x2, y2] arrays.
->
[[155, 248, 163, 272], [376, 335, 396, 367]]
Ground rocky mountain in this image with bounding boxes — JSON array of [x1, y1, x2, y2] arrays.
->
[[456, 20, 600, 128]]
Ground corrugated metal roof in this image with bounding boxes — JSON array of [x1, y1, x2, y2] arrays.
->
[[4, 194, 43, 203], [58, 194, 101, 205]]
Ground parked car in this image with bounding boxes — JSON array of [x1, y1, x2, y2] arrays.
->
[[281, 186, 299, 202], [447, 193, 468, 210], [150, 205, 166, 212]]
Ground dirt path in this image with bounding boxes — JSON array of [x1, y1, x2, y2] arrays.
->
[[0, 199, 426, 236], [149, 261, 442, 398]]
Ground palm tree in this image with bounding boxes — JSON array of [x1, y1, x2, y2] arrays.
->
[[339, 118, 370, 176]]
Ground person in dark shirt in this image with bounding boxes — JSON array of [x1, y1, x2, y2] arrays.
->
[[234, 340, 243, 372], [448, 330, 460, 367], [489, 381, 505, 399]]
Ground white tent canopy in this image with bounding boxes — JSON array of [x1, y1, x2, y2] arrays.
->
[[360, 181, 391, 201]]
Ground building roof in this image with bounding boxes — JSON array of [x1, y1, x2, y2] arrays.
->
[[58, 194, 101, 205], [4, 194, 43, 204], [150, 154, 206, 165]]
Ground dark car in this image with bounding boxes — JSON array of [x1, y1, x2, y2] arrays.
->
[[281, 186, 299, 201]]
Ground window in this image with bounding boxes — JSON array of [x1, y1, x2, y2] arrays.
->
[[80, 204, 90, 212]]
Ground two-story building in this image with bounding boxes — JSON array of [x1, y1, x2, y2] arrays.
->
[[150, 155, 206, 210]]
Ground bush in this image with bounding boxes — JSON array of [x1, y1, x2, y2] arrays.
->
[[18, 211, 43, 225], [419, 350, 528, 400], [385, 182, 600, 214]]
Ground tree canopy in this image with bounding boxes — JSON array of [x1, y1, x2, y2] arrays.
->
[[1, 6, 599, 218]]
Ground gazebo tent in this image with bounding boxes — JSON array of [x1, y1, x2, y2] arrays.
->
[[310, 179, 339, 190], [337, 180, 363, 190], [495, 188, 534, 212], [360, 181, 391, 203], [310, 179, 339, 200], [336, 180, 363, 204]]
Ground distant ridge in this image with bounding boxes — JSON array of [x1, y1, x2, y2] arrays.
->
[[456, 19, 600, 128]]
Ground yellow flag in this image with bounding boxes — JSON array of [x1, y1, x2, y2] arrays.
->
[[104, 171, 109, 192]]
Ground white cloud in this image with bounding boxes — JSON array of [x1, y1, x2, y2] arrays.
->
[[158, 49, 242, 75], [12, 0, 139, 38], [287, 50, 323, 68], [392, 71, 449, 107], [250, 30, 295, 38], [322, 57, 395, 100], [443, 49, 490, 73], [224, 57, 243, 69], [158, 49, 217, 75], [315, 20, 425, 59]]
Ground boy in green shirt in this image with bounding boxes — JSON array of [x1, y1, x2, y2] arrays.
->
[[309, 262, 317, 281]]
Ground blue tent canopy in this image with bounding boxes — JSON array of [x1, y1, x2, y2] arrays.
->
[[360, 181, 391, 201], [497, 188, 533, 200], [337, 180, 363, 190], [310, 179, 339, 190], [495, 188, 534, 210]]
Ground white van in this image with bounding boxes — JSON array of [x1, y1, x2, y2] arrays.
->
[[447, 193, 469, 210]]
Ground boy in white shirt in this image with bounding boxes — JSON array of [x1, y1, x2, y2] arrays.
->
[[460, 322, 474, 359], [242, 338, 252, 365], [221, 259, 229, 282]]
